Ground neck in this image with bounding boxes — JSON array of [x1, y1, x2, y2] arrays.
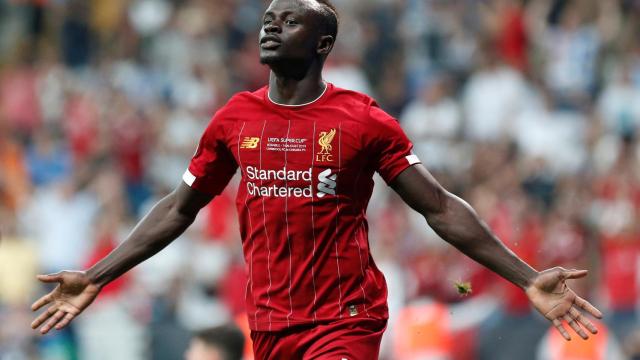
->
[[268, 62, 325, 106]]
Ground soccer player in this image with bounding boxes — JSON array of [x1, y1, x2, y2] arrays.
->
[[31, 0, 603, 358]]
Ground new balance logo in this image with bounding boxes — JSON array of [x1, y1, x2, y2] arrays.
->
[[317, 168, 337, 198], [240, 137, 260, 149]]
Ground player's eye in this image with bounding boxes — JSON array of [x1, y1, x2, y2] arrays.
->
[[263, 18, 273, 26], [285, 19, 298, 26]]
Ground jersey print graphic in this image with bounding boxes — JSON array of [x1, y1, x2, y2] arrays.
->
[[317, 168, 337, 197], [241, 137, 260, 149], [317, 128, 336, 162]]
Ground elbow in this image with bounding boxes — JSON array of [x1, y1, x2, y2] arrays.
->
[[163, 191, 195, 222], [419, 186, 450, 220]]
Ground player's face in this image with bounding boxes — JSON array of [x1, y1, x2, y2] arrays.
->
[[259, 0, 323, 66]]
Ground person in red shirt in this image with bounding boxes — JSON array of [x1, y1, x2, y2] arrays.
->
[[31, 0, 602, 358]]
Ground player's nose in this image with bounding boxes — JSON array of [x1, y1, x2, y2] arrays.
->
[[264, 21, 282, 34]]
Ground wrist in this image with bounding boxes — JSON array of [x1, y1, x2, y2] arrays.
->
[[521, 269, 540, 291], [85, 267, 107, 290]]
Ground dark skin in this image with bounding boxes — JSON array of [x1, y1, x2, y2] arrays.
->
[[259, 0, 333, 104], [32, 0, 602, 341]]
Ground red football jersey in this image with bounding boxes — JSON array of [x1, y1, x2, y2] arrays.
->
[[184, 83, 420, 331]]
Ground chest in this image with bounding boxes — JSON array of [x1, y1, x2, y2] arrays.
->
[[228, 117, 366, 173]]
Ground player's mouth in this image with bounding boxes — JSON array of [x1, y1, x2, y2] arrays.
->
[[260, 36, 282, 50]]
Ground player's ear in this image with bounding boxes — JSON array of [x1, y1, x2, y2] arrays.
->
[[317, 35, 334, 56]]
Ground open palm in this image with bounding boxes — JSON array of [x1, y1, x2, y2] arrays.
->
[[525, 267, 603, 340], [31, 271, 101, 334]]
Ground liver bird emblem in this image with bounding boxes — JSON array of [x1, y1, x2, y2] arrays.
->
[[318, 129, 336, 154]]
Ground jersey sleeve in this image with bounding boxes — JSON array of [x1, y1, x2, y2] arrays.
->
[[183, 110, 238, 196], [367, 104, 421, 184]]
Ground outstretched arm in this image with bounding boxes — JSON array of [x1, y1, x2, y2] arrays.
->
[[31, 182, 213, 334], [86, 182, 212, 287], [391, 164, 602, 340]]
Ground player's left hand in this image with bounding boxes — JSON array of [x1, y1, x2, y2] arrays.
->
[[525, 267, 603, 341]]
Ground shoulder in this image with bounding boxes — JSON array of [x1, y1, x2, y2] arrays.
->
[[328, 84, 376, 110], [216, 86, 268, 117], [201, 88, 266, 139], [206, 87, 268, 134], [326, 84, 395, 124]]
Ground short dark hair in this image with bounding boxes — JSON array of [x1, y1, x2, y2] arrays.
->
[[315, 0, 339, 39], [193, 324, 245, 360]]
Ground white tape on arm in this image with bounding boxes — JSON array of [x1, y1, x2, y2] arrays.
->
[[182, 169, 196, 186], [406, 154, 421, 165]]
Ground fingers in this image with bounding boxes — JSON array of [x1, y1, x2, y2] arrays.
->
[[563, 314, 588, 340], [552, 318, 571, 341], [40, 310, 66, 334], [32, 300, 81, 334], [575, 296, 603, 319], [36, 273, 63, 283], [31, 293, 53, 312], [562, 269, 588, 280], [553, 304, 600, 342], [31, 304, 57, 330], [55, 313, 76, 330], [570, 307, 598, 335]]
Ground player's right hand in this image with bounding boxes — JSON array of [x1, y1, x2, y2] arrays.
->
[[31, 271, 101, 335]]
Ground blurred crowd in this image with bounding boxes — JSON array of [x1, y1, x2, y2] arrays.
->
[[1, 0, 640, 359]]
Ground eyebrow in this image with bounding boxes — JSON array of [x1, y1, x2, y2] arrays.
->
[[263, 10, 295, 19]]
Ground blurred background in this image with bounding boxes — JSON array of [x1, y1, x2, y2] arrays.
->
[[0, 0, 639, 359]]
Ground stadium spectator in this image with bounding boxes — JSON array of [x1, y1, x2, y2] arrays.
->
[[184, 324, 245, 360]]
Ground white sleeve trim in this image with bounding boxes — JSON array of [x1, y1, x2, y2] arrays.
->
[[406, 154, 421, 165], [182, 169, 196, 186]]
